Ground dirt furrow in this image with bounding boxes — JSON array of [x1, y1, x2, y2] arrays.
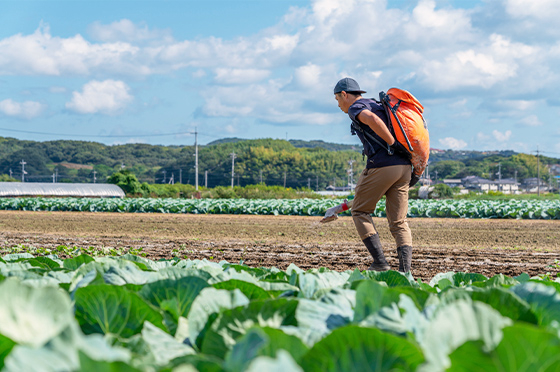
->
[[1, 210, 559, 281]]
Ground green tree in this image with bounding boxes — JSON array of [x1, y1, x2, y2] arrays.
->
[[0, 174, 18, 182], [431, 160, 465, 179], [107, 170, 143, 195], [429, 183, 454, 199]]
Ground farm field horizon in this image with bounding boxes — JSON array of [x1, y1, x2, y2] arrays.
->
[[1, 210, 559, 281]]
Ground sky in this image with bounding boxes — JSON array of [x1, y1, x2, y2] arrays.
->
[[1, 0, 560, 156]]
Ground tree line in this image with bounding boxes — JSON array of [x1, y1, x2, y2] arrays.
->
[[0, 137, 366, 189], [0, 136, 557, 187]]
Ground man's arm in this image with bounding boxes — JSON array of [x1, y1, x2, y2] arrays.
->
[[357, 110, 395, 145]]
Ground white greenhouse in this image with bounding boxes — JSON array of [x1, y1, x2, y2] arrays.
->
[[0, 182, 125, 198]]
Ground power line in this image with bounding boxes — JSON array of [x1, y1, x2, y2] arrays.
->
[[536, 150, 560, 156], [0, 127, 196, 138], [0, 126, 222, 139]]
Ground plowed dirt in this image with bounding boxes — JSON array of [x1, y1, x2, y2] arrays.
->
[[1, 210, 559, 281]]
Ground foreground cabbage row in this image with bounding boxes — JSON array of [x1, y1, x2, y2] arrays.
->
[[1, 253, 559, 371], [1, 197, 560, 219]]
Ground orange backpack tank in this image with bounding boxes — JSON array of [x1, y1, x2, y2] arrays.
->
[[380, 88, 429, 176]]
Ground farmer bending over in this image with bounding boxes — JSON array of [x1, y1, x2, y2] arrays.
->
[[322, 77, 418, 273]]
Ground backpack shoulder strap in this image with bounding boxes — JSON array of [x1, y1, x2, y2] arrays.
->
[[351, 120, 394, 155]]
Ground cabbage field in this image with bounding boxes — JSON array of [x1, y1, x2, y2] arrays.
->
[[1, 197, 560, 219], [1, 253, 559, 371]]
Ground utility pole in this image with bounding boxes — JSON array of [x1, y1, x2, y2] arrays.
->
[[260, 170, 263, 184], [52, 173, 56, 183], [205, 170, 208, 188], [93, 170, 97, 183], [9, 169, 12, 179], [308, 177, 311, 189], [537, 146, 540, 196], [179, 169, 182, 184], [284, 171, 287, 188], [55, 168, 58, 183], [230, 152, 236, 188], [169, 173, 174, 184], [193, 127, 199, 191], [497, 163, 502, 192], [163, 170, 167, 183], [434, 170, 438, 183], [316, 175, 319, 191], [348, 159, 355, 191], [20, 159, 27, 182]]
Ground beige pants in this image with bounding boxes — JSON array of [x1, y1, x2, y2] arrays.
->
[[352, 165, 412, 247]]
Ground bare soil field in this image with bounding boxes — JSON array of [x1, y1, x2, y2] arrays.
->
[[1, 210, 559, 281]]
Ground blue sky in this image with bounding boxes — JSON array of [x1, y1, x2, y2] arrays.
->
[[1, 0, 559, 157]]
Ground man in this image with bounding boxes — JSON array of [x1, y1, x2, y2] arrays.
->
[[323, 77, 417, 273]]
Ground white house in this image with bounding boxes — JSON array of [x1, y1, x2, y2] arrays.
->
[[494, 178, 519, 194], [521, 178, 550, 193], [462, 176, 496, 192]]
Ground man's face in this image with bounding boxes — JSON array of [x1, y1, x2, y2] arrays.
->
[[335, 92, 350, 113]]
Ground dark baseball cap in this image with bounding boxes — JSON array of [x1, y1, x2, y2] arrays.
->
[[333, 77, 366, 94]]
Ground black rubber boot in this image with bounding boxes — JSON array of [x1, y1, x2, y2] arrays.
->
[[397, 245, 412, 273], [362, 234, 390, 271]]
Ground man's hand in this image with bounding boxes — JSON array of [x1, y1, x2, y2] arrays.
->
[[409, 173, 420, 187], [320, 200, 349, 223]]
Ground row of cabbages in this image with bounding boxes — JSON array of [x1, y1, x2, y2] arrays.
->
[[1, 253, 560, 371], [1, 197, 560, 219]]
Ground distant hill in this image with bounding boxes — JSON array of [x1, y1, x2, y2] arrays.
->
[[0, 136, 556, 187], [289, 140, 360, 152], [208, 138, 360, 152], [206, 138, 246, 146]]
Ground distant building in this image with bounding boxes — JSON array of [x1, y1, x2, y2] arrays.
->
[[495, 178, 519, 194], [0, 182, 125, 198], [462, 176, 496, 192], [521, 178, 550, 193], [442, 179, 462, 187], [461, 176, 520, 194], [325, 185, 352, 192]]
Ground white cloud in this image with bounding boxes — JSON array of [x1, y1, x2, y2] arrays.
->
[[405, 0, 474, 43], [294, 63, 322, 88], [66, 80, 133, 114], [496, 99, 536, 111], [505, 0, 560, 20], [200, 79, 338, 125], [224, 124, 236, 134], [439, 137, 468, 150], [519, 115, 542, 127], [214, 68, 270, 85], [0, 99, 45, 119], [88, 19, 172, 43], [0, 24, 145, 76], [192, 69, 207, 78], [492, 130, 512, 142], [449, 99, 468, 109]]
